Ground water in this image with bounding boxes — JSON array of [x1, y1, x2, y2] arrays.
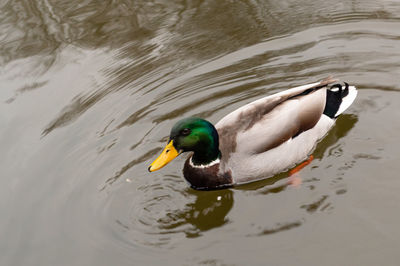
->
[[1, 1, 400, 265]]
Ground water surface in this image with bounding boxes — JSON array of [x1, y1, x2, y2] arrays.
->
[[1, 1, 400, 265]]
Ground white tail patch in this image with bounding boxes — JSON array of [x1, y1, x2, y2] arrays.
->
[[335, 86, 357, 117]]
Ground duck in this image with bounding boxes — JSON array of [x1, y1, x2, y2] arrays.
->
[[148, 77, 357, 190]]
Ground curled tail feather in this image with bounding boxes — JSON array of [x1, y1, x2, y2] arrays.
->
[[324, 82, 357, 118]]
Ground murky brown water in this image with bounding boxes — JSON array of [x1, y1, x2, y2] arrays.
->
[[1, 0, 400, 265]]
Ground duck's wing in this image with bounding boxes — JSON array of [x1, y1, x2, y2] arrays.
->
[[215, 77, 336, 160]]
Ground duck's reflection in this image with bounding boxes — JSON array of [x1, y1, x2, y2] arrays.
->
[[159, 189, 234, 237], [313, 114, 358, 158]]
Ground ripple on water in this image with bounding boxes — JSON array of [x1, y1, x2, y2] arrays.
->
[[100, 173, 234, 249]]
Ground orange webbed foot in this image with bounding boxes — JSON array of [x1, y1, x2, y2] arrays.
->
[[288, 155, 314, 187]]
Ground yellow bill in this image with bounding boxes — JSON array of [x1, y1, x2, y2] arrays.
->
[[148, 140, 180, 172]]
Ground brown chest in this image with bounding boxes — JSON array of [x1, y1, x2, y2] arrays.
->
[[183, 158, 233, 190]]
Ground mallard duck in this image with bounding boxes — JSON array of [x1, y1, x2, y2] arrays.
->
[[149, 77, 357, 190]]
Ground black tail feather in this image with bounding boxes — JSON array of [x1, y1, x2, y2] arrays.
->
[[323, 82, 349, 118]]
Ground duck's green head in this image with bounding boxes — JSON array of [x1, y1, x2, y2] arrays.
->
[[148, 117, 220, 172]]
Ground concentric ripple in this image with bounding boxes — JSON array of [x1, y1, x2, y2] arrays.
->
[[99, 174, 234, 249]]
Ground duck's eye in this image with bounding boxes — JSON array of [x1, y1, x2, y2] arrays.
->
[[181, 128, 191, 136]]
